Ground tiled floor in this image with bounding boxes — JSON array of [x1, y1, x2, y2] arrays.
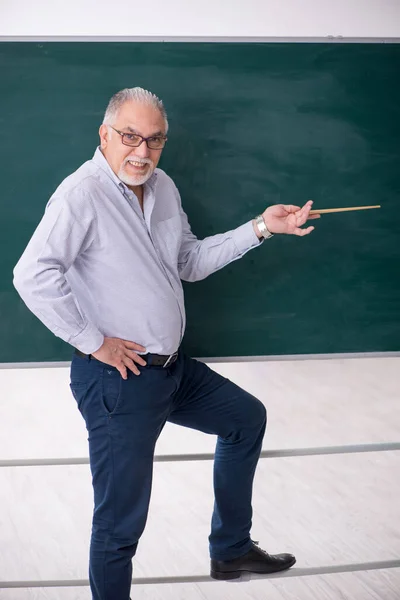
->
[[1, 356, 399, 599]]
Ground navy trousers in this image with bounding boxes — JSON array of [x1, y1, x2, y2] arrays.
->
[[70, 349, 267, 600]]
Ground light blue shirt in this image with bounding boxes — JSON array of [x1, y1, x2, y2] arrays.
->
[[13, 148, 263, 356]]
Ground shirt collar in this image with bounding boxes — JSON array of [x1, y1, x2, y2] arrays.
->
[[92, 146, 158, 194]]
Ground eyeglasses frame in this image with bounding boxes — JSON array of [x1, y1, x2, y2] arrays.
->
[[108, 126, 167, 150]]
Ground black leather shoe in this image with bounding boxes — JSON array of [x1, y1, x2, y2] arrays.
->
[[210, 541, 296, 580]]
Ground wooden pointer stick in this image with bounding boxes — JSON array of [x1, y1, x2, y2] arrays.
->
[[310, 205, 381, 215]]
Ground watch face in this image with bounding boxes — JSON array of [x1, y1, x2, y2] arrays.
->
[[256, 216, 272, 238], [256, 216, 267, 234]]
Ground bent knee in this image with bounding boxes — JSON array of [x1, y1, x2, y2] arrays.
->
[[247, 396, 267, 430]]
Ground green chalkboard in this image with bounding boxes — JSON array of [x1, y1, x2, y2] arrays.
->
[[0, 42, 399, 362]]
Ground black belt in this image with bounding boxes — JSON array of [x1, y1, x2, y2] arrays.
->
[[74, 348, 179, 368]]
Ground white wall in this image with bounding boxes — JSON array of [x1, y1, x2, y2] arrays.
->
[[0, 0, 399, 38]]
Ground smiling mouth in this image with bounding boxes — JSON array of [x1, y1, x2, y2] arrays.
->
[[127, 160, 148, 169]]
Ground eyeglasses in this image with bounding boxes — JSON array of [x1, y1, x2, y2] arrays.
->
[[109, 126, 167, 150]]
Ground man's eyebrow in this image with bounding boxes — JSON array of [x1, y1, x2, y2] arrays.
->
[[124, 126, 165, 137]]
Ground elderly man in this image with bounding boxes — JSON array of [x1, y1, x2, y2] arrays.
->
[[13, 87, 319, 600]]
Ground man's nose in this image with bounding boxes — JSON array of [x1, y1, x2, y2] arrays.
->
[[134, 140, 150, 158]]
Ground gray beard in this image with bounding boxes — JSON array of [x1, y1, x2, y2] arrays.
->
[[118, 164, 155, 187]]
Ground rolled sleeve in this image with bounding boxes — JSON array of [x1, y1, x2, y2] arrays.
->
[[70, 322, 104, 355]]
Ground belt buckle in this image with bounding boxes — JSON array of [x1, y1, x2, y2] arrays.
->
[[163, 352, 178, 368]]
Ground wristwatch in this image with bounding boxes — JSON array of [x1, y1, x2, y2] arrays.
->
[[255, 214, 274, 239]]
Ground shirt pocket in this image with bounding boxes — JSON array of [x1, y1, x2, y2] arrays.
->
[[153, 215, 182, 264]]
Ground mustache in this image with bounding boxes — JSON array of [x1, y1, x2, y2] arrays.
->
[[123, 157, 153, 166]]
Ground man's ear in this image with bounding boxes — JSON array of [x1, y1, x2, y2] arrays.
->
[[99, 124, 109, 150]]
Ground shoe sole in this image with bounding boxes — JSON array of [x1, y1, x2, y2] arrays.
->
[[210, 557, 296, 581]]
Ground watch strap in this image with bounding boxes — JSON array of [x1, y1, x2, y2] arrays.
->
[[255, 215, 273, 239]]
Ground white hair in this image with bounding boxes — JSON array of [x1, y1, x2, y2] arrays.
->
[[103, 87, 168, 132]]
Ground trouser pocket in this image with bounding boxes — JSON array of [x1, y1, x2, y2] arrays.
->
[[69, 382, 88, 411], [101, 368, 123, 414]]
